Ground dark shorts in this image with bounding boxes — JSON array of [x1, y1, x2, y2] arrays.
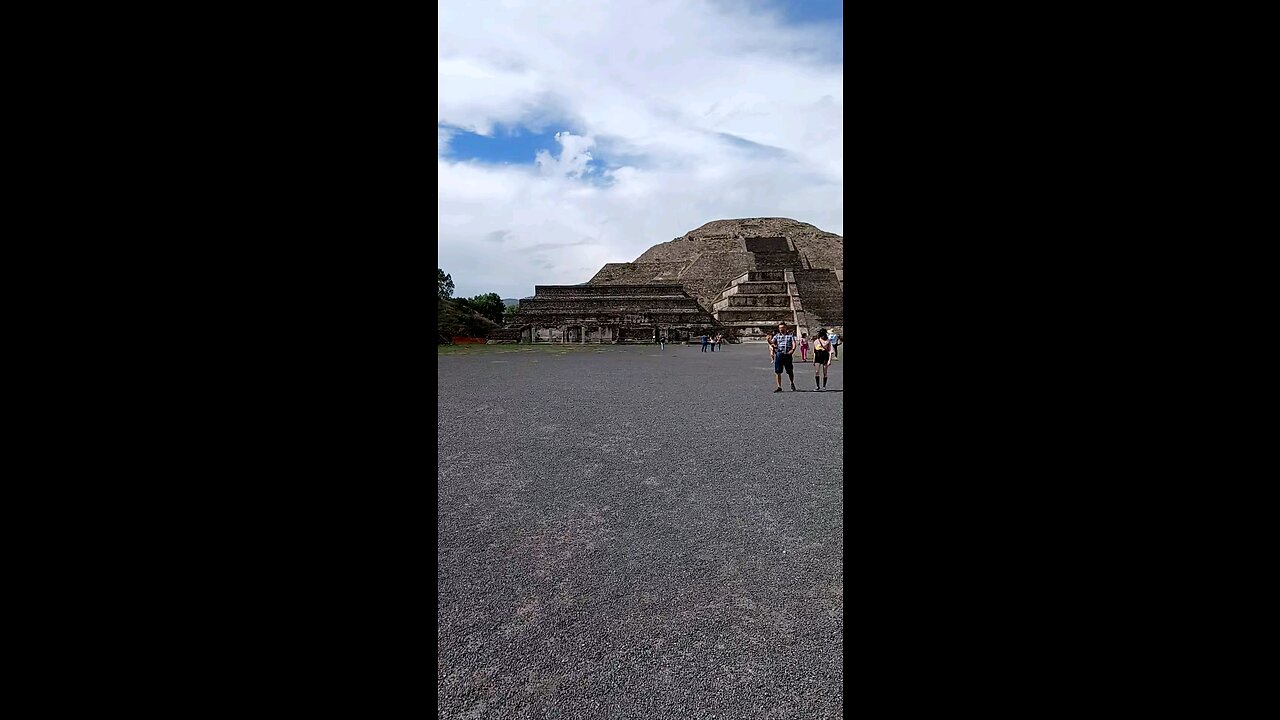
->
[[814, 350, 829, 364], [773, 353, 793, 374]]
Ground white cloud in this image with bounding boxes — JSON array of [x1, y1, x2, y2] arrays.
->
[[438, 0, 843, 300], [535, 132, 595, 178]]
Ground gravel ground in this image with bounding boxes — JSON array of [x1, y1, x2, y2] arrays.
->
[[438, 343, 844, 719]]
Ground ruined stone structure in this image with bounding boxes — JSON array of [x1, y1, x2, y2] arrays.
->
[[493, 218, 842, 343], [491, 284, 720, 344]]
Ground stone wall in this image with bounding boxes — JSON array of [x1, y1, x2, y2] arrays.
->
[[534, 284, 687, 298], [521, 297, 706, 311], [587, 263, 637, 284], [486, 326, 524, 343], [505, 284, 723, 343], [587, 262, 691, 285], [675, 252, 756, 310], [743, 236, 789, 253], [636, 235, 743, 262], [749, 251, 802, 270]]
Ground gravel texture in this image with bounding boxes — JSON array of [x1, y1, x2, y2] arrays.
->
[[438, 344, 844, 719]]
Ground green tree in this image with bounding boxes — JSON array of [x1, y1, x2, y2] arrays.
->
[[464, 292, 506, 324], [438, 269, 454, 299]]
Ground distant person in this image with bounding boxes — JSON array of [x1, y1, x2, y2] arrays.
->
[[701, 334, 709, 352], [659, 332, 665, 351], [765, 330, 776, 362], [771, 322, 798, 393], [715, 334, 723, 351], [800, 333, 809, 362], [710, 333, 717, 352], [812, 329, 831, 391], [829, 330, 839, 359]]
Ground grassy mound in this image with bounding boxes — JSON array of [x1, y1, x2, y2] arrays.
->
[[438, 297, 500, 340]]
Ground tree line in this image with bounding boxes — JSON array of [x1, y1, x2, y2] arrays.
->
[[438, 268, 516, 325]]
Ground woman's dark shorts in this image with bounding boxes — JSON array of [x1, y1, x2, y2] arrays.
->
[[814, 350, 829, 365]]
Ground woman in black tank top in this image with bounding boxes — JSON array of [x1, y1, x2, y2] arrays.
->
[[812, 331, 831, 390]]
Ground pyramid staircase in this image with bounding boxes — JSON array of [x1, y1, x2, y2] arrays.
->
[[712, 270, 810, 340]]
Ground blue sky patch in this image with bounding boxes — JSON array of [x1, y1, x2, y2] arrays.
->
[[442, 123, 613, 182], [442, 124, 565, 165], [771, 0, 843, 25]]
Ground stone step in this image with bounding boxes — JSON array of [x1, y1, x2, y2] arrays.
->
[[746, 271, 786, 281], [714, 312, 798, 323], [716, 308, 793, 319], [715, 302, 795, 311], [716, 318, 797, 325], [751, 251, 800, 261], [712, 296, 793, 312], [719, 295, 792, 306], [720, 282, 788, 296]]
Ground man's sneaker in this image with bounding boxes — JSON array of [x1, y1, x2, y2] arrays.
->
[[773, 388, 782, 393], [791, 385, 797, 391]]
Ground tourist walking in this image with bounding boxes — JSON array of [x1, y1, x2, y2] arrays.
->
[[829, 330, 839, 359], [812, 329, 831, 390], [800, 333, 809, 362], [701, 334, 709, 352], [659, 333, 665, 351], [771, 322, 798, 392], [710, 333, 717, 352], [765, 330, 776, 362]]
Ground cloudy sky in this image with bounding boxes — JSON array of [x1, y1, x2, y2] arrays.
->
[[438, 0, 843, 299]]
